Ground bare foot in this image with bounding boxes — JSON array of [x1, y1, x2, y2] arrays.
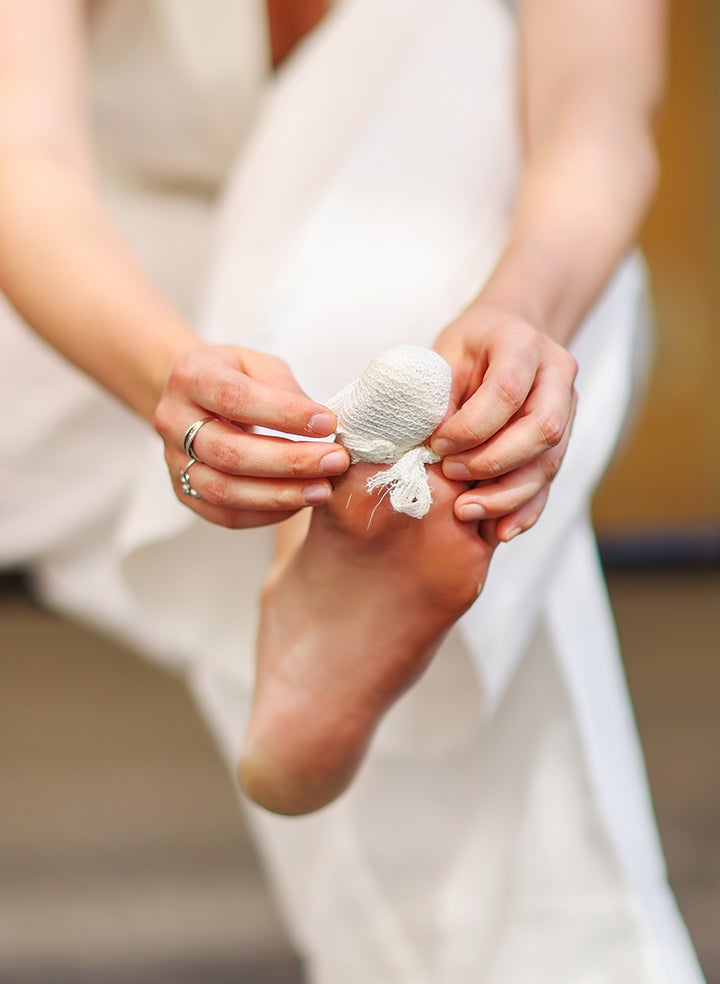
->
[[238, 463, 495, 815]]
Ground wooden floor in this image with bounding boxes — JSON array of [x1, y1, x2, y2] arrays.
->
[[609, 567, 720, 982], [0, 568, 718, 983]]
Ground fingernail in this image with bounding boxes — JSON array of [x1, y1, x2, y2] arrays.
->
[[303, 482, 331, 505], [308, 412, 335, 435], [459, 503, 485, 521], [432, 438, 455, 456], [443, 461, 470, 480], [320, 449, 348, 475], [501, 526, 522, 542]]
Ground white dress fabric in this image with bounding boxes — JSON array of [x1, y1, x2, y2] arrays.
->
[[0, 1, 706, 982]]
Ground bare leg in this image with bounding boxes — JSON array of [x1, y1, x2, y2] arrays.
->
[[239, 464, 494, 815]]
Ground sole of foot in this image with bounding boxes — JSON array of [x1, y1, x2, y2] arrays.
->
[[238, 461, 494, 815]]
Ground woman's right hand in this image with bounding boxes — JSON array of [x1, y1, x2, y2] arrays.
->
[[153, 345, 350, 529]]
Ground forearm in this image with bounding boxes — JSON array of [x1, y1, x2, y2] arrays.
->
[[0, 146, 200, 421], [470, 0, 666, 347], [475, 88, 658, 345], [432, 3, 664, 530]]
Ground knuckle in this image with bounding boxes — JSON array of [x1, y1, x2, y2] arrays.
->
[[287, 446, 315, 478], [284, 457, 306, 479], [202, 477, 228, 508], [201, 505, 247, 530], [263, 487, 294, 511], [537, 411, 566, 448], [278, 393, 306, 427], [153, 402, 172, 438], [562, 349, 579, 379], [456, 423, 484, 450], [475, 491, 512, 519], [507, 320, 541, 357], [494, 371, 526, 411], [223, 509, 249, 530], [276, 485, 305, 510], [479, 450, 505, 479], [499, 489, 525, 515], [170, 351, 203, 391], [169, 356, 191, 387], [212, 438, 241, 473], [511, 318, 537, 342], [215, 376, 248, 417], [540, 451, 562, 482]]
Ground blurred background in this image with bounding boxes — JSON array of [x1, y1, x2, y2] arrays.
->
[[593, 0, 720, 555], [2, 2, 718, 982]]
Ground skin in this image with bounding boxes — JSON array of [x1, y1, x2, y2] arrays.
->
[[241, 464, 495, 815], [0, 1, 666, 812]]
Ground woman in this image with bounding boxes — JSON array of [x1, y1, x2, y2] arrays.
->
[[0, 0, 704, 981]]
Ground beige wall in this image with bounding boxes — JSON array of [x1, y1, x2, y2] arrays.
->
[[594, 0, 720, 533]]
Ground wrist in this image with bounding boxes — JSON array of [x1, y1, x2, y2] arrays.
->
[[130, 319, 202, 423], [471, 239, 570, 343]]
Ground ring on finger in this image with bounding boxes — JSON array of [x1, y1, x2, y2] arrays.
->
[[180, 458, 202, 499], [182, 417, 215, 461]]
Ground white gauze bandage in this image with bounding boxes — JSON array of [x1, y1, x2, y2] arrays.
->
[[327, 345, 452, 519]]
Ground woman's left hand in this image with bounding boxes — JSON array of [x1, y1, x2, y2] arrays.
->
[[432, 301, 578, 542]]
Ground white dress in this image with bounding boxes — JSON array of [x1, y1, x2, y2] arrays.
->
[[0, 1, 705, 982]]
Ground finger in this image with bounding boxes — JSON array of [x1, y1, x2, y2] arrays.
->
[[238, 349, 311, 397], [442, 375, 577, 482], [454, 469, 545, 522], [177, 356, 336, 437], [189, 422, 350, 479], [181, 498, 299, 530], [495, 486, 551, 542], [431, 348, 538, 456], [172, 461, 333, 512], [452, 432, 569, 522]]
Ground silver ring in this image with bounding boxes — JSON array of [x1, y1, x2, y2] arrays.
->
[[182, 417, 215, 461], [180, 458, 202, 499]]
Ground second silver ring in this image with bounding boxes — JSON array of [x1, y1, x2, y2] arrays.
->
[[180, 458, 202, 499]]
